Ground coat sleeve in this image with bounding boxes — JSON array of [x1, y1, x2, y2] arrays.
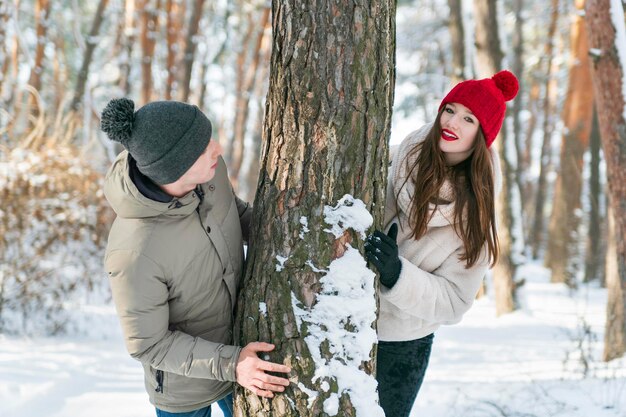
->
[[379, 247, 487, 324], [105, 250, 242, 381], [233, 194, 252, 243]]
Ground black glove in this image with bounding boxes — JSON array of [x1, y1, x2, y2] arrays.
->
[[365, 223, 402, 288]]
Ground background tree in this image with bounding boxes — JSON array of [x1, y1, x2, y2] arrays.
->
[[447, 0, 465, 84], [179, 0, 205, 102], [229, 4, 271, 190], [545, 0, 594, 287], [584, 107, 605, 284], [473, 0, 518, 316], [234, 1, 396, 415], [139, 0, 160, 105], [585, 0, 626, 362], [530, 0, 560, 259]]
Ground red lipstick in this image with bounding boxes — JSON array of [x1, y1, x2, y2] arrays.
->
[[441, 129, 458, 141]]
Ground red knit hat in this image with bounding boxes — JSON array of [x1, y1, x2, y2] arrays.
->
[[438, 70, 519, 148]]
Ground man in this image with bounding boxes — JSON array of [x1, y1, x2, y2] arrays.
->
[[101, 98, 290, 417]]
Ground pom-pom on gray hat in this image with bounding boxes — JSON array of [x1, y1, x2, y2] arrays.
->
[[101, 98, 212, 185]]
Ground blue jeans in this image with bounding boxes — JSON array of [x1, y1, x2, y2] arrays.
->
[[376, 334, 434, 417], [155, 394, 233, 417]]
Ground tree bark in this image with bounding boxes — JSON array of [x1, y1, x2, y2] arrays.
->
[[179, 0, 205, 102], [473, 0, 517, 316], [530, 0, 560, 259], [164, 0, 184, 100], [447, 0, 465, 84], [511, 0, 526, 232], [584, 107, 605, 284], [546, 0, 594, 286], [71, 0, 110, 112], [604, 208, 624, 361], [0, 0, 9, 97], [234, 1, 396, 415], [118, 0, 136, 96], [28, 0, 51, 92], [243, 18, 272, 203], [585, 0, 626, 362], [140, 0, 160, 105]]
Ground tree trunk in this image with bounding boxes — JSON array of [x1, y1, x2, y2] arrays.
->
[[530, 0, 560, 259], [164, 0, 183, 100], [234, 1, 396, 415], [243, 19, 272, 203], [0, 0, 9, 97], [585, 0, 626, 362], [511, 0, 526, 234], [179, 0, 205, 102], [546, 0, 594, 286], [118, 0, 136, 96], [230, 6, 271, 191], [604, 208, 624, 361], [197, 2, 233, 111], [521, 76, 540, 241], [447, 0, 465, 84], [473, 0, 517, 316], [140, 0, 160, 105], [28, 0, 51, 92], [584, 107, 604, 284], [71, 0, 109, 112]]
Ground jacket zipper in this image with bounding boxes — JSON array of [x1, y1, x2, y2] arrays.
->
[[155, 369, 164, 393]]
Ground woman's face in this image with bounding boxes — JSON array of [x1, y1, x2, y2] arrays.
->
[[438, 102, 480, 165]]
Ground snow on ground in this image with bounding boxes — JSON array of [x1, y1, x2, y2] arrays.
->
[[1, 261, 625, 417]]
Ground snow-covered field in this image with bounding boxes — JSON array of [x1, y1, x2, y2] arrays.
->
[[1, 262, 625, 417]]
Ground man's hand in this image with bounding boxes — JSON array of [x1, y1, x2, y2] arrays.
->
[[236, 342, 291, 398]]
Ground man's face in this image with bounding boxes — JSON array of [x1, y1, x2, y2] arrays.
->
[[179, 139, 223, 186]]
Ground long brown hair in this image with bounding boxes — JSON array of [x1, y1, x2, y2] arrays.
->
[[397, 109, 499, 268]]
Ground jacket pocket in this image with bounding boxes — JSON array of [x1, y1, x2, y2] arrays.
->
[[149, 366, 164, 394]]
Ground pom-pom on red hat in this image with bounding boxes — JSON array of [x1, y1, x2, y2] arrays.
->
[[438, 70, 519, 148]]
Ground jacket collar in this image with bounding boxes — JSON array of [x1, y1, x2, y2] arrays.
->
[[104, 151, 200, 219]]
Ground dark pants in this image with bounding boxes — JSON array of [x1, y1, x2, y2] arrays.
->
[[376, 334, 434, 417], [155, 394, 233, 417]]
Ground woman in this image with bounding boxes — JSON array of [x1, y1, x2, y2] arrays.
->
[[365, 70, 519, 417]]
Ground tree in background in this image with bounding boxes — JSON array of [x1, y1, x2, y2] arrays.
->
[[234, 1, 396, 415], [545, 0, 594, 287], [584, 108, 605, 284], [473, 0, 518, 315], [447, 0, 466, 85], [585, 0, 626, 362], [530, 0, 560, 259]]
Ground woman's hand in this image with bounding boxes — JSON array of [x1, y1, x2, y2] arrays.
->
[[365, 223, 402, 288]]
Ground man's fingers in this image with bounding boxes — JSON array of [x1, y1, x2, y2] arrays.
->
[[252, 378, 287, 392], [258, 359, 291, 374], [259, 373, 291, 386], [247, 342, 276, 353]]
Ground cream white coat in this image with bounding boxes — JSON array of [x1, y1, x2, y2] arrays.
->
[[378, 123, 502, 341]]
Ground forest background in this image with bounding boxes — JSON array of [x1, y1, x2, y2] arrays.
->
[[1, 0, 625, 416]]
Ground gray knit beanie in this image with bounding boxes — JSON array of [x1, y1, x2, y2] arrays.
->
[[100, 98, 212, 185]]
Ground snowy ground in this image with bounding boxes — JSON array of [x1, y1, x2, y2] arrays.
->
[[1, 262, 625, 417]]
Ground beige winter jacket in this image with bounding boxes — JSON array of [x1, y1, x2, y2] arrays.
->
[[104, 151, 251, 412], [378, 123, 502, 342]]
